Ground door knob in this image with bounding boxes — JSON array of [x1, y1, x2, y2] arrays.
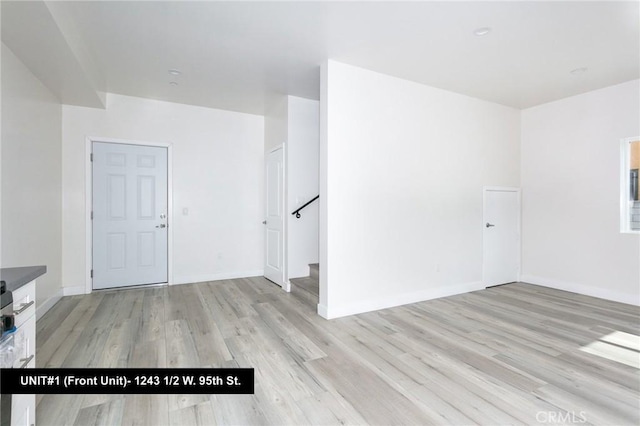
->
[[156, 224, 166, 228], [262, 220, 267, 225], [486, 223, 495, 228]]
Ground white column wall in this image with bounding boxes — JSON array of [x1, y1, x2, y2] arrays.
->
[[320, 61, 521, 318]]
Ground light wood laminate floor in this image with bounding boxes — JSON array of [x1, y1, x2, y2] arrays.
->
[[36, 278, 639, 425]]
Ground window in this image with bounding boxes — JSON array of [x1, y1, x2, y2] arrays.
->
[[621, 137, 640, 233]]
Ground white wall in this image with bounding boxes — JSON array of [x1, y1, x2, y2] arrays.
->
[[1, 43, 62, 308], [521, 79, 640, 305], [319, 63, 329, 309], [320, 60, 521, 318], [62, 93, 264, 292], [0, 25, 3, 269], [264, 94, 288, 153], [287, 96, 319, 278]]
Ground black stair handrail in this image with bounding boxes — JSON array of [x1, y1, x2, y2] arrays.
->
[[292, 195, 319, 218]]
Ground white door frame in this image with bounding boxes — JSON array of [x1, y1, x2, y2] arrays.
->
[[265, 144, 290, 292], [85, 136, 173, 294], [482, 186, 521, 287]]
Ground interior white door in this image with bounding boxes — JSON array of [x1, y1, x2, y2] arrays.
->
[[483, 188, 520, 287], [264, 147, 285, 287], [92, 142, 168, 289]]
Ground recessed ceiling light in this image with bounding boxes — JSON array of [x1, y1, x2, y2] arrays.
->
[[474, 27, 491, 36], [169, 81, 178, 86], [168, 69, 181, 76], [570, 67, 588, 75]]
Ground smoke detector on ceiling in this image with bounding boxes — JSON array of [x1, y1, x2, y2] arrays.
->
[[473, 27, 492, 36]]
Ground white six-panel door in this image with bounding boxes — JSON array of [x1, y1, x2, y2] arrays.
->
[[483, 187, 520, 287], [264, 147, 285, 288], [92, 142, 168, 289]]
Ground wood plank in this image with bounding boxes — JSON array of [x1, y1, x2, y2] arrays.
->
[[129, 337, 167, 368], [496, 351, 640, 421], [36, 393, 86, 426], [210, 394, 269, 425], [305, 355, 434, 425], [36, 296, 81, 343], [252, 302, 326, 361], [138, 290, 165, 342], [294, 391, 368, 426], [396, 352, 529, 424], [580, 340, 640, 369], [121, 394, 170, 426], [35, 280, 640, 426], [61, 323, 112, 368], [168, 401, 217, 426], [74, 398, 124, 425], [233, 315, 325, 401], [556, 349, 640, 391], [37, 292, 105, 367], [533, 384, 634, 425]]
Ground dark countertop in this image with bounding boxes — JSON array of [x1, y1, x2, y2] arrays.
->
[[0, 265, 47, 293]]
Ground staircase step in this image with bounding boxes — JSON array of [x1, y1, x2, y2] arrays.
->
[[309, 263, 319, 281], [291, 277, 319, 297], [290, 277, 319, 311]]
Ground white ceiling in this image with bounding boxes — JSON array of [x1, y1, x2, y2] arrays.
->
[[2, 1, 638, 115]]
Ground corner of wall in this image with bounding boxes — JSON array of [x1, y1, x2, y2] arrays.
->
[[2, 43, 64, 310], [520, 275, 640, 307], [318, 60, 329, 311], [264, 93, 289, 153], [317, 303, 329, 319]]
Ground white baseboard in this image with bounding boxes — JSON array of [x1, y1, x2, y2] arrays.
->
[[317, 303, 329, 319], [319, 281, 485, 319], [55, 273, 265, 296], [520, 274, 640, 306], [63, 285, 87, 296], [173, 270, 264, 286], [36, 289, 63, 320]]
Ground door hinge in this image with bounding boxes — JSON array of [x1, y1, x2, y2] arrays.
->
[[91, 211, 93, 220], [90, 269, 93, 278], [90, 153, 93, 162]]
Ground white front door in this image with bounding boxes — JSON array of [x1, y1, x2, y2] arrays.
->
[[264, 147, 286, 288], [483, 187, 520, 287], [92, 142, 168, 289]]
